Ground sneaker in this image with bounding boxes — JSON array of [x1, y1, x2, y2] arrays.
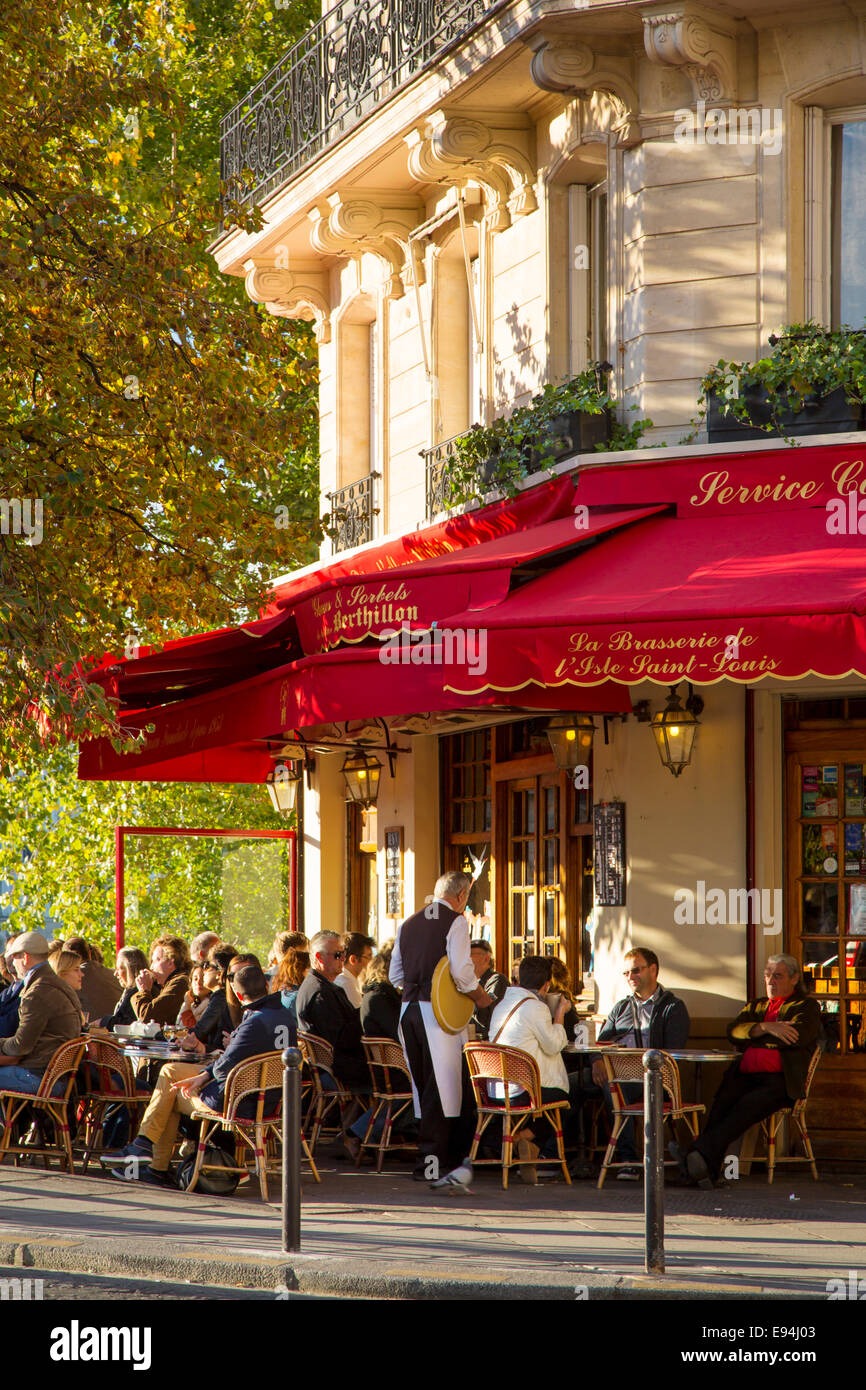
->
[[686, 1150, 715, 1190], [616, 1166, 641, 1181], [516, 1137, 539, 1186], [138, 1166, 175, 1188], [430, 1160, 472, 1194], [567, 1158, 596, 1181], [100, 1137, 153, 1171]]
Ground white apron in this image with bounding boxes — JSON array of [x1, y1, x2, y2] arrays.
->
[[399, 1000, 467, 1119]]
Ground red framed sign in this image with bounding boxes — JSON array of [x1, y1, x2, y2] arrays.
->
[[114, 825, 296, 952]]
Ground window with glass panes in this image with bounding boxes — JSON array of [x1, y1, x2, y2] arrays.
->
[[506, 774, 562, 970], [786, 700, 866, 1057], [442, 728, 491, 929]]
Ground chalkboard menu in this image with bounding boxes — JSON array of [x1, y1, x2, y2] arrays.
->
[[593, 802, 626, 906], [385, 826, 403, 917]]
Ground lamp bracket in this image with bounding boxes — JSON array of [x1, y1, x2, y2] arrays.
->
[[603, 713, 628, 745], [685, 683, 704, 718]]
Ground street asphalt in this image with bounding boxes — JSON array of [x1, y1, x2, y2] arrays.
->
[[0, 1155, 863, 1301]]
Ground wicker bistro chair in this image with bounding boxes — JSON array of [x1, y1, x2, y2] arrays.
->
[[464, 1043, 572, 1189], [358, 1037, 416, 1172], [597, 1049, 705, 1189], [184, 1050, 319, 1201], [0, 1038, 87, 1173], [297, 1030, 353, 1155], [743, 1045, 822, 1184], [78, 1038, 150, 1173]]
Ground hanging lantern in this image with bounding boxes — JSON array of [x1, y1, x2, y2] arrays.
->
[[341, 747, 382, 808], [651, 685, 701, 777], [265, 761, 301, 814], [546, 714, 597, 771]]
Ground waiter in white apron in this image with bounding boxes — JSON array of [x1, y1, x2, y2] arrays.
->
[[390, 870, 493, 1184]]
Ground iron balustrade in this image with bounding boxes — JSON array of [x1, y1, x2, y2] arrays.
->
[[424, 432, 496, 519], [424, 435, 461, 520], [325, 472, 380, 552], [220, 0, 492, 218]]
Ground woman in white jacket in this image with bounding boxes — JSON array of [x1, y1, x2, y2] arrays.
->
[[488, 955, 585, 1178]]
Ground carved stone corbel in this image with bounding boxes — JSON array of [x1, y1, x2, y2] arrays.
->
[[527, 34, 641, 146], [243, 262, 331, 343], [308, 193, 424, 300], [405, 110, 537, 231], [641, 4, 738, 104]]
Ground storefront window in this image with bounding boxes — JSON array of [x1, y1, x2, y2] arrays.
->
[[787, 730, 866, 1055]]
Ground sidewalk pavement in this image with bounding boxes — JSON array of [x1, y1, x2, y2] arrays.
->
[[0, 1159, 864, 1300]]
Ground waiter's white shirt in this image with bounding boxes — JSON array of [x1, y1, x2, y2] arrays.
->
[[334, 968, 362, 1009], [389, 900, 477, 995], [390, 900, 476, 1118]]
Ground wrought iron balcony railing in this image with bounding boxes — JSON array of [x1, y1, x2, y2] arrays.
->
[[423, 433, 492, 519], [325, 472, 380, 552], [220, 0, 492, 217]]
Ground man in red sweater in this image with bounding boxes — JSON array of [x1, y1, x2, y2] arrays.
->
[[682, 954, 822, 1188]]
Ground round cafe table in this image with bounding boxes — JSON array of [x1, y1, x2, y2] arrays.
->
[[564, 1043, 739, 1104], [114, 1040, 221, 1088]]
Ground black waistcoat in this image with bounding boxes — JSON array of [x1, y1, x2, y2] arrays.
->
[[399, 902, 460, 1004]]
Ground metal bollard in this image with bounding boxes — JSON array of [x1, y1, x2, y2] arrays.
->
[[643, 1049, 665, 1274], [282, 1048, 302, 1253]]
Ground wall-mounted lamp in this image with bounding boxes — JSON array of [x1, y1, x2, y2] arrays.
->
[[265, 760, 302, 815], [341, 747, 383, 808], [650, 683, 703, 777], [546, 714, 597, 771]]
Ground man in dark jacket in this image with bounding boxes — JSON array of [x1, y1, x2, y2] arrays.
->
[[469, 940, 508, 1040], [297, 931, 369, 1092], [0, 931, 82, 1090], [591, 946, 690, 1178], [680, 955, 822, 1188], [101, 963, 293, 1184]]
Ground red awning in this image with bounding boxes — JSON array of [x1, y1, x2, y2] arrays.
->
[[291, 504, 663, 652], [266, 473, 582, 607], [437, 504, 866, 695], [78, 646, 632, 781]]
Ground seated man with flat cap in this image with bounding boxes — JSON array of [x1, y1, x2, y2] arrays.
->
[[0, 931, 82, 1092]]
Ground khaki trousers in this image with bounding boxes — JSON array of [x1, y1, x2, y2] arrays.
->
[[138, 1062, 217, 1170]]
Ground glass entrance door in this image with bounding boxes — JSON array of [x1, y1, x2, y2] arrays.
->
[[506, 774, 564, 975]]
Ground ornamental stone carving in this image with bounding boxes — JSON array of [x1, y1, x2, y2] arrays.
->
[[405, 110, 537, 232], [641, 4, 738, 103], [308, 193, 424, 300], [243, 262, 331, 342], [527, 34, 640, 147]]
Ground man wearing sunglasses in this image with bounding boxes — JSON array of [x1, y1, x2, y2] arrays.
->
[[590, 948, 690, 1179], [296, 931, 369, 1100]]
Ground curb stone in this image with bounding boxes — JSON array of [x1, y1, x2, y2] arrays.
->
[[0, 1240, 824, 1300]]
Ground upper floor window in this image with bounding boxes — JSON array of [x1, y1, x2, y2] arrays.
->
[[830, 118, 866, 327], [567, 181, 608, 372], [434, 217, 485, 441], [337, 298, 380, 485], [806, 105, 866, 329]]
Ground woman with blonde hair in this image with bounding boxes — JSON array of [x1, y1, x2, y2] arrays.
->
[[49, 950, 86, 1025]]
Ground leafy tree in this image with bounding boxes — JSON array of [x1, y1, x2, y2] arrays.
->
[[0, 0, 320, 764], [0, 746, 296, 963]]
